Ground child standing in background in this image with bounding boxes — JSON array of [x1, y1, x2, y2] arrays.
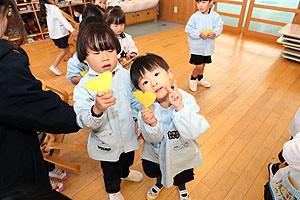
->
[[91, 0, 107, 9], [185, 0, 223, 91], [106, 6, 138, 69], [39, 0, 78, 76], [67, 5, 107, 85], [73, 22, 142, 200], [130, 53, 210, 200]]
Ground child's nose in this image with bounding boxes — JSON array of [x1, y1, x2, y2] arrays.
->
[[101, 51, 109, 60]]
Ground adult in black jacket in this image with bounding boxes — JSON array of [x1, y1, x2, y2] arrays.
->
[[0, 0, 80, 190]]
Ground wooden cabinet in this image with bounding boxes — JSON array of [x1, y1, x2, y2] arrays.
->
[[136, 10, 148, 23], [158, 0, 196, 25], [125, 6, 157, 26], [126, 12, 137, 26], [146, 6, 157, 21]]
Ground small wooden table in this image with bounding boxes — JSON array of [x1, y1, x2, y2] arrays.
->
[[277, 24, 300, 62]]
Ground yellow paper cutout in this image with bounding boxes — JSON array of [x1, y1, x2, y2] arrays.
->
[[133, 91, 156, 110], [84, 71, 112, 93], [80, 70, 88, 77], [202, 29, 212, 35]]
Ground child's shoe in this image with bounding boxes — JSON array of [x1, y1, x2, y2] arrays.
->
[[198, 79, 211, 88], [109, 191, 124, 200], [178, 188, 191, 200], [189, 79, 198, 92], [122, 170, 143, 182], [147, 184, 163, 200], [50, 180, 66, 192], [49, 168, 69, 180], [49, 65, 62, 76]]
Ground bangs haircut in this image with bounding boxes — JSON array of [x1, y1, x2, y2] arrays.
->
[[130, 53, 170, 90], [106, 6, 125, 26], [76, 22, 121, 62], [196, 0, 210, 2]]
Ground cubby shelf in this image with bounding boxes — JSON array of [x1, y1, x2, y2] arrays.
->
[[277, 24, 300, 63], [9, 0, 89, 43]]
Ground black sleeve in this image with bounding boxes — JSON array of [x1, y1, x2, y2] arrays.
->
[[0, 50, 79, 134]]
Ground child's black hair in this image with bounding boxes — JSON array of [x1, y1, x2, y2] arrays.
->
[[76, 22, 121, 63], [106, 6, 125, 26], [82, 4, 106, 20], [73, 5, 84, 14], [130, 53, 170, 90], [79, 16, 106, 31], [196, 0, 211, 2], [39, 0, 48, 19]]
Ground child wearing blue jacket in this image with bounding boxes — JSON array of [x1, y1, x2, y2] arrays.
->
[[130, 53, 210, 200], [73, 22, 142, 200], [185, 0, 223, 91]]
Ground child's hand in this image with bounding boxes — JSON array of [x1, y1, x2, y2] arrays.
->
[[93, 92, 116, 115], [126, 53, 137, 60], [207, 32, 215, 39], [40, 144, 50, 158], [118, 57, 127, 65], [141, 109, 157, 127], [72, 29, 79, 36], [165, 80, 184, 111], [200, 32, 208, 40]]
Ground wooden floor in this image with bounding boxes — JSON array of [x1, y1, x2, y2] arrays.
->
[[23, 27, 300, 200]]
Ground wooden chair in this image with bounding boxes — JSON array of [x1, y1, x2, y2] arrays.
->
[[39, 79, 87, 171], [61, 10, 80, 46]]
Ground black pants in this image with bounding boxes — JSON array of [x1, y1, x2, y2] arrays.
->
[[264, 182, 273, 200], [101, 151, 135, 193], [142, 159, 194, 186]]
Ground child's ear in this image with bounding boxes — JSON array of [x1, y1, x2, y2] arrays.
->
[[167, 69, 174, 79]]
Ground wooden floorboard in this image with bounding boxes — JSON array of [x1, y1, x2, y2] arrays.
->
[[22, 27, 300, 200]]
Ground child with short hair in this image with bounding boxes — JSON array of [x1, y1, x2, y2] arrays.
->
[[91, 0, 107, 9], [39, 0, 78, 76], [73, 22, 142, 200], [185, 0, 223, 91], [106, 6, 138, 69], [130, 53, 210, 200], [66, 5, 107, 85]]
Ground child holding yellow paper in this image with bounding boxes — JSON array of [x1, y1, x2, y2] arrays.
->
[[185, 0, 223, 91], [66, 6, 107, 85], [130, 53, 210, 200], [106, 6, 138, 69], [73, 22, 142, 200]]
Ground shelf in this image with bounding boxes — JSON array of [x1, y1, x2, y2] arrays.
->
[[282, 53, 300, 62], [277, 36, 300, 48], [17, 2, 33, 6], [282, 35, 300, 43], [283, 47, 300, 57], [278, 24, 300, 63], [283, 44, 300, 51], [28, 33, 42, 37], [9, 37, 21, 41], [279, 24, 300, 39], [70, 2, 85, 5], [19, 10, 34, 14], [9, 0, 88, 42]]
